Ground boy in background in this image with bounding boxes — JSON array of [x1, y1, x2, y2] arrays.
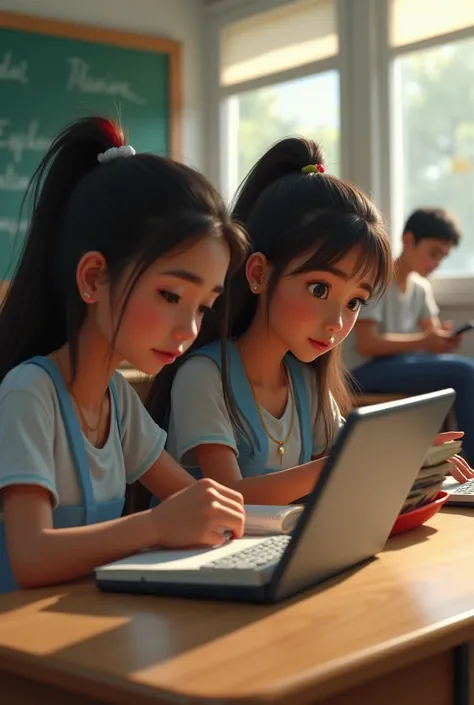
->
[[344, 207, 474, 466]]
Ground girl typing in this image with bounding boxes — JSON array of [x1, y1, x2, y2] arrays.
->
[[0, 117, 247, 592]]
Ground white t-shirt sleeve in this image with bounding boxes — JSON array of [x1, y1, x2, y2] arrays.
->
[[419, 279, 440, 319], [113, 373, 167, 484], [167, 356, 237, 467], [0, 384, 58, 506]]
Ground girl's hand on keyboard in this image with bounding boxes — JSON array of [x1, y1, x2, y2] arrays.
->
[[151, 478, 245, 548], [449, 455, 474, 484], [431, 431, 472, 483]]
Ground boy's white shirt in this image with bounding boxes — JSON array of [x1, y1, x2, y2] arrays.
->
[[343, 272, 439, 371]]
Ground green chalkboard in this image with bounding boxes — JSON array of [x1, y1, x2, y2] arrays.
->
[[0, 12, 181, 280]]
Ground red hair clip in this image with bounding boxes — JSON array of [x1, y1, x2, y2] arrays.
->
[[301, 164, 326, 174]]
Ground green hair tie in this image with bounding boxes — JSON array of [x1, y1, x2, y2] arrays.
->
[[301, 164, 326, 174]]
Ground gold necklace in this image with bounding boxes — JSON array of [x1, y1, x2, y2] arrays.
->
[[238, 346, 296, 465], [51, 352, 105, 434], [69, 388, 105, 434]]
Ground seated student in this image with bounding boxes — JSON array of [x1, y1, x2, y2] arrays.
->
[[345, 207, 474, 468], [146, 139, 469, 505], [0, 116, 247, 593]]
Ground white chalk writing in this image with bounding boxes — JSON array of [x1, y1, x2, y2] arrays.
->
[[0, 218, 28, 237], [66, 57, 146, 105], [0, 164, 30, 191], [0, 52, 28, 84], [0, 120, 51, 163]]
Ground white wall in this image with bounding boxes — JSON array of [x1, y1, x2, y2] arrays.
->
[[0, 0, 207, 173]]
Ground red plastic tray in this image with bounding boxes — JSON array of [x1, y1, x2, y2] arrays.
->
[[389, 491, 449, 538]]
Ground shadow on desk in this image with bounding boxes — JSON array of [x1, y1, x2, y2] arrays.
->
[[382, 503, 474, 552], [384, 524, 438, 552], [3, 511, 474, 705], [442, 505, 474, 518], [0, 562, 371, 676]]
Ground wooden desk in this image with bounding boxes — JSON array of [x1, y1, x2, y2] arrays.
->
[[1, 509, 474, 705]]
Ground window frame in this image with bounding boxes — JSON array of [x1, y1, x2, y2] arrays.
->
[[205, 0, 474, 306], [205, 0, 346, 200], [388, 16, 474, 306]]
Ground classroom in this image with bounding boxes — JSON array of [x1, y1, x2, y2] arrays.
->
[[1, 0, 474, 703]]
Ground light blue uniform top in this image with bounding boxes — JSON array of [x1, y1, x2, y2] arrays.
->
[[0, 357, 166, 593], [166, 340, 344, 479]]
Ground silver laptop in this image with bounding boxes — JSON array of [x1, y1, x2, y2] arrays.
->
[[95, 389, 455, 604], [443, 475, 474, 504]]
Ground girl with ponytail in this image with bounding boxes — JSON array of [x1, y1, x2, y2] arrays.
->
[[146, 137, 394, 505], [0, 116, 247, 592]]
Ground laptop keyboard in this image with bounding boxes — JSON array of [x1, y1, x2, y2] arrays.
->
[[450, 479, 474, 495], [206, 535, 291, 570]]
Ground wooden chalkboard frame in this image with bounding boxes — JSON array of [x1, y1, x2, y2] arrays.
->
[[0, 10, 182, 159]]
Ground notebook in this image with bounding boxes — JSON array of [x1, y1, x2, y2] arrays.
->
[[244, 505, 304, 535], [95, 388, 455, 604]]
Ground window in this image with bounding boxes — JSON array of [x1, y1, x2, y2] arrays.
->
[[393, 37, 474, 274], [209, 0, 474, 299], [390, 0, 474, 277], [390, 0, 474, 47], [220, 0, 337, 86], [224, 71, 340, 196], [219, 0, 339, 200]]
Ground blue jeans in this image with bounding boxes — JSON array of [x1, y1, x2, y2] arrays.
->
[[351, 353, 474, 466]]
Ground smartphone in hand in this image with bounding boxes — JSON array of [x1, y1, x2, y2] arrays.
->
[[454, 321, 474, 336]]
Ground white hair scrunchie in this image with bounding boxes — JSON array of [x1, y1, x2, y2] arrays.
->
[[97, 145, 136, 164]]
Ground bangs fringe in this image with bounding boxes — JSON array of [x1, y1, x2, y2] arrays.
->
[[291, 215, 392, 300]]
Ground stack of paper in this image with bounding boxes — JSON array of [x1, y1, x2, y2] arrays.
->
[[400, 440, 463, 513]]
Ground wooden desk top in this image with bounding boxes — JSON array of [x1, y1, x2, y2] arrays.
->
[[2, 509, 474, 705]]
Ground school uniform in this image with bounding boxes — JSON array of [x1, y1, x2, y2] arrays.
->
[[166, 340, 344, 478], [0, 357, 166, 593]]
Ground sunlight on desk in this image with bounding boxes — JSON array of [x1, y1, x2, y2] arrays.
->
[[0, 511, 474, 704], [0, 588, 129, 654]]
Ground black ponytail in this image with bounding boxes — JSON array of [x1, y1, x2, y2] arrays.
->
[[0, 116, 248, 383], [0, 118, 124, 382], [230, 136, 391, 448], [232, 137, 324, 225], [155, 136, 390, 454], [147, 135, 391, 475]]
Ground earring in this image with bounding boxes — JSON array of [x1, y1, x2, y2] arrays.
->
[[83, 291, 92, 300], [252, 284, 258, 292]]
